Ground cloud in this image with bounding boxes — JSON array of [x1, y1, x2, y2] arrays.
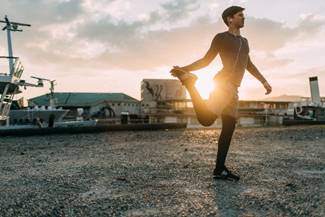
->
[[2, 1, 325, 75], [0, 0, 83, 26], [0, 0, 324, 100], [244, 15, 325, 52], [249, 52, 294, 71], [3, 0, 208, 71], [68, 14, 324, 71], [74, 16, 222, 70], [277, 66, 325, 80], [161, 0, 200, 21]]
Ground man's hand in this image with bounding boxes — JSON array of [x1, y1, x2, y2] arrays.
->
[[263, 81, 272, 95]]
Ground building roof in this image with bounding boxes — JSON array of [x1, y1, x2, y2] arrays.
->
[[28, 92, 139, 107]]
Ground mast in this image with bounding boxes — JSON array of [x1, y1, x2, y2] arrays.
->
[[0, 16, 31, 75]]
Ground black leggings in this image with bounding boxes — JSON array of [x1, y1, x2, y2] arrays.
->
[[184, 84, 218, 126], [215, 114, 237, 171], [183, 82, 237, 170]]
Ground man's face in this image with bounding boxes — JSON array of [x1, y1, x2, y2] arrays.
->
[[229, 11, 245, 28]]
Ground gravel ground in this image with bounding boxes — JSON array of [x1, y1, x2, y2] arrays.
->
[[0, 125, 324, 217]]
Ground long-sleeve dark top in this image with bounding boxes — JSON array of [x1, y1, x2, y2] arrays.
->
[[183, 31, 267, 87]]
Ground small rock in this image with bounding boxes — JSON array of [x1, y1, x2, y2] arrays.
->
[[116, 177, 129, 182]]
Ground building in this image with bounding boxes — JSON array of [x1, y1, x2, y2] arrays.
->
[[139, 79, 315, 127], [28, 92, 141, 120], [27, 77, 324, 127], [139, 79, 291, 126], [141, 79, 187, 123]]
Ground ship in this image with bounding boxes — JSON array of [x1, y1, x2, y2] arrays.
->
[[283, 76, 325, 125], [0, 16, 97, 131]]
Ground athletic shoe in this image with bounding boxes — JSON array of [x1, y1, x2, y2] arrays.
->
[[170, 67, 197, 86], [213, 166, 240, 181]]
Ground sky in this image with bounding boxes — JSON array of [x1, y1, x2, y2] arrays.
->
[[0, 0, 325, 100]]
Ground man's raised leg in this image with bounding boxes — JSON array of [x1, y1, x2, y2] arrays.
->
[[171, 68, 217, 126], [185, 84, 217, 126]]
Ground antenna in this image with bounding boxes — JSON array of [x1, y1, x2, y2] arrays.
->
[[30, 76, 57, 107], [0, 16, 31, 75]]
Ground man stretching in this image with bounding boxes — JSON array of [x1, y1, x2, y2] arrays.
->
[[171, 6, 272, 181]]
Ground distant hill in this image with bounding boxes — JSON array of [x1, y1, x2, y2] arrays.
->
[[262, 94, 308, 102]]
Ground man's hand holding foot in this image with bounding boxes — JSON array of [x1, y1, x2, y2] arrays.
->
[[170, 66, 198, 87]]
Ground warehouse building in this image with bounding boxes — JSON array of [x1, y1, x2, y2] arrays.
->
[[28, 92, 141, 120]]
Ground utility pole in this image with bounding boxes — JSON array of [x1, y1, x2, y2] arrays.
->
[[264, 103, 269, 126]]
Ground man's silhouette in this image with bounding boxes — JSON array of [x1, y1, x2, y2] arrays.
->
[[171, 6, 272, 181]]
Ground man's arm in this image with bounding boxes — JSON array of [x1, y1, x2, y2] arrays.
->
[[246, 55, 267, 83], [180, 35, 220, 72], [247, 55, 272, 94]]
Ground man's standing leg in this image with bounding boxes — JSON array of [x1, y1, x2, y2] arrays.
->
[[213, 114, 240, 181]]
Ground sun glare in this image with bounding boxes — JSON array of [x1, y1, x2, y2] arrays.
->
[[190, 69, 216, 99], [195, 78, 214, 99], [188, 73, 265, 100]]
